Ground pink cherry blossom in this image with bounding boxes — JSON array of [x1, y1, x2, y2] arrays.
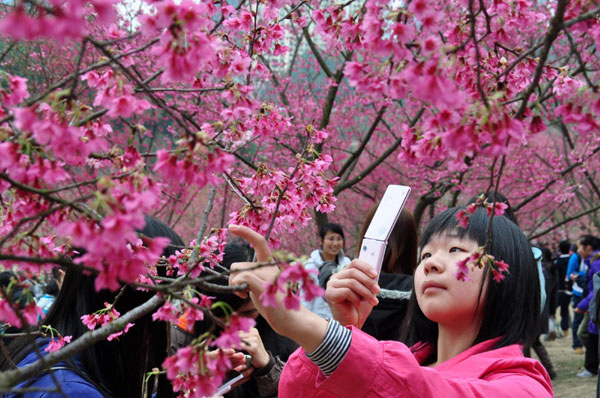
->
[[46, 335, 72, 353]]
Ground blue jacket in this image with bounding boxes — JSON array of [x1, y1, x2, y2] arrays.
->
[[567, 253, 586, 297], [5, 341, 102, 398]]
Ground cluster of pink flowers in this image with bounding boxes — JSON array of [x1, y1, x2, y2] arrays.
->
[[212, 314, 256, 349], [46, 335, 73, 353], [165, 228, 228, 278], [0, 300, 41, 329], [163, 345, 231, 397], [152, 295, 212, 325], [153, 148, 235, 189], [455, 250, 510, 283], [81, 302, 134, 341], [82, 69, 151, 118], [228, 155, 337, 245], [455, 196, 509, 229], [14, 104, 93, 165], [0, 0, 117, 40], [0, 74, 29, 110], [57, 178, 168, 291], [140, 0, 219, 83], [260, 261, 324, 310]]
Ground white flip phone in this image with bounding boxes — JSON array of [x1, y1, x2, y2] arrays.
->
[[358, 185, 411, 280], [215, 372, 245, 395]]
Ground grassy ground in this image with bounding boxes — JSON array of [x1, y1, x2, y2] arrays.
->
[[536, 330, 596, 397]]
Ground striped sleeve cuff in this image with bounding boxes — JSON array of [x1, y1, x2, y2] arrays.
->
[[305, 319, 352, 376]]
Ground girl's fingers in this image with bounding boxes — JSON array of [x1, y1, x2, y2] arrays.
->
[[229, 262, 269, 298], [330, 266, 380, 295], [327, 277, 378, 306], [327, 287, 363, 308], [229, 352, 247, 368], [228, 225, 272, 262], [346, 259, 379, 279]]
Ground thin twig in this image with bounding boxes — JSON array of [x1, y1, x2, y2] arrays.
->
[[189, 185, 218, 267]]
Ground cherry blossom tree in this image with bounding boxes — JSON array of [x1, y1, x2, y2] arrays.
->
[[0, 0, 599, 396]]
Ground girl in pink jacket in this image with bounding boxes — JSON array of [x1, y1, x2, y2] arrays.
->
[[228, 206, 553, 397]]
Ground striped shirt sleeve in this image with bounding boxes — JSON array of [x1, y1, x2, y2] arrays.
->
[[305, 319, 352, 376]]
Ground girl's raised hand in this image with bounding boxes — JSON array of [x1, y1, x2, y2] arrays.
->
[[227, 225, 284, 330], [227, 224, 328, 353], [326, 259, 380, 328]]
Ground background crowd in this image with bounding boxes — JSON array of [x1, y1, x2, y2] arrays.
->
[[0, 195, 598, 397]]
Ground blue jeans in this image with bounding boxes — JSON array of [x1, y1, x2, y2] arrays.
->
[[572, 295, 584, 349]]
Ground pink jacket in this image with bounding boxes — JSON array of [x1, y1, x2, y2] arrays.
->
[[279, 327, 553, 397]]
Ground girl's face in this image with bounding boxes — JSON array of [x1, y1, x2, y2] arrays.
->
[[415, 232, 488, 329]]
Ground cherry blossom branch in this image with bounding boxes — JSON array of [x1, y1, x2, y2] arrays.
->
[[68, 38, 88, 98], [0, 332, 42, 339], [0, 204, 68, 248], [302, 26, 333, 78], [514, 0, 568, 119], [563, 26, 598, 92], [75, 109, 109, 126], [318, 67, 346, 130], [210, 0, 247, 34], [265, 146, 309, 242], [258, 55, 294, 116], [494, 3, 597, 84], [484, 155, 507, 251], [189, 185, 217, 268], [0, 173, 95, 216], [333, 107, 425, 195], [557, 122, 600, 200], [0, 40, 16, 63], [513, 145, 600, 211], [223, 172, 259, 209], [563, 6, 600, 29], [469, 0, 489, 108], [0, 295, 164, 389], [2, 36, 160, 121], [336, 106, 387, 179], [526, 201, 566, 238], [528, 203, 600, 241], [0, 255, 97, 275], [280, 1, 308, 23], [135, 85, 233, 93], [88, 38, 194, 138]]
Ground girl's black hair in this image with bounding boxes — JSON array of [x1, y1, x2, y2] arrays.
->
[[401, 207, 540, 357], [0, 216, 184, 398]]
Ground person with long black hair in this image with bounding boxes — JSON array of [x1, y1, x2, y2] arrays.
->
[[0, 216, 184, 398]]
